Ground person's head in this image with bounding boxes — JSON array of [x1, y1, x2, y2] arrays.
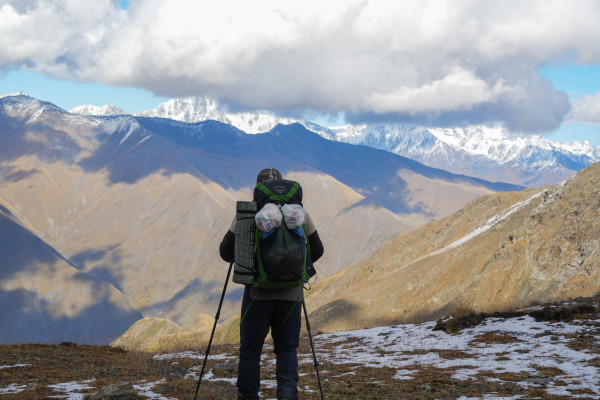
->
[[256, 168, 282, 184]]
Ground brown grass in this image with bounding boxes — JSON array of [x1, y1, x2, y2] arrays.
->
[[1, 295, 599, 399], [0, 336, 598, 400]]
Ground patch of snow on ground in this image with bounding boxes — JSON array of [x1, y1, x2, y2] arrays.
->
[[133, 379, 177, 400], [47, 379, 95, 399], [154, 312, 600, 398], [200, 370, 237, 385], [313, 316, 599, 398], [457, 396, 524, 400], [407, 189, 544, 268], [0, 363, 30, 369], [0, 383, 28, 394], [153, 350, 235, 361]]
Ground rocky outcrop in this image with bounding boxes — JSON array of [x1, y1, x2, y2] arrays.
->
[[90, 382, 137, 400]]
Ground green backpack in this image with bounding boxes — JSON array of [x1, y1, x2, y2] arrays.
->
[[232, 179, 314, 289]]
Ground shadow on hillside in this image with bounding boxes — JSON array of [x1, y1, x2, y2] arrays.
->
[[70, 246, 126, 292], [0, 287, 141, 345], [75, 119, 429, 214], [0, 203, 14, 217], [71, 246, 119, 268], [78, 118, 271, 190], [4, 167, 40, 182], [309, 299, 359, 333], [0, 211, 142, 345], [2, 103, 523, 215], [139, 277, 245, 326], [0, 210, 73, 280], [0, 115, 83, 166]]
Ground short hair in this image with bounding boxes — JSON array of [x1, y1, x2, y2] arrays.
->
[[256, 168, 282, 184]]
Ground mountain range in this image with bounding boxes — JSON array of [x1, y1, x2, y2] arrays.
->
[[69, 96, 600, 187], [0, 94, 520, 345], [317, 124, 600, 187]]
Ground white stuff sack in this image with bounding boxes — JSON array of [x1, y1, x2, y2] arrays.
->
[[282, 204, 305, 229], [255, 203, 282, 232]]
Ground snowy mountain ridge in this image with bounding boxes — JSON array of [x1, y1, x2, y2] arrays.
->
[[0, 91, 29, 98], [68, 95, 600, 185], [70, 104, 128, 117], [129, 95, 600, 161], [135, 96, 297, 134], [317, 123, 600, 185], [321, 123, 600, 164]]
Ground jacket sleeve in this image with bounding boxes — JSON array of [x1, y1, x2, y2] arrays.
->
[[219, 230, 235, 263], [308, 230, 324, 262]]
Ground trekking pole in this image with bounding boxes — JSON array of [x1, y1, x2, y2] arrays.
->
[[193, 261, 234, 400], [302, 300, 325, 400]]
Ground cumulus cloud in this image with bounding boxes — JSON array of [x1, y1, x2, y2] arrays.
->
[[363, 68, 508, 115], [569, 92, 600, 124], [1, 0, 599, 132]]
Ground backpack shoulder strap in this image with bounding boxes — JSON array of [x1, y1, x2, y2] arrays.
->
[[255, 180, 301, 204]]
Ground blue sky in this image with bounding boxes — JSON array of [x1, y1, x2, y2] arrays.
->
[[539, 64, 600, 145], [1, 0, 600, 145], [0, 69, 168, 114]]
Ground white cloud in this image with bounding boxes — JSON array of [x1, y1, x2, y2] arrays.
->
[[1, 0, 599, 131], [364, 68, 510, 115], [569, 92, 600, 124]]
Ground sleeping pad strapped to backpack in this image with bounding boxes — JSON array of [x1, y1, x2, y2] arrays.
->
[[232, 178, 315, 289]]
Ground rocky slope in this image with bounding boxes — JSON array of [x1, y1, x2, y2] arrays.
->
[[0, 94, 520, 344], [305, 161, 600, 334]]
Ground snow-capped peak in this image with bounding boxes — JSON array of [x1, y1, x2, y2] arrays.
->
[[70, 104, 129, 117], [69, 94, 600, 186], [136, 96, 297, 134], [0, 91, 29, 98], [137, 97, 224, 122]]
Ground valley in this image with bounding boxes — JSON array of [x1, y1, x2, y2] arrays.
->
[[0, 94, 521, 346]]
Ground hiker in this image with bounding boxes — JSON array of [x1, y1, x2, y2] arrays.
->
[[219, 168, 324, 400]]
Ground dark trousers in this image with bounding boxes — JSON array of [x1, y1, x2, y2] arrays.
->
[[237, 287, 301, 400]]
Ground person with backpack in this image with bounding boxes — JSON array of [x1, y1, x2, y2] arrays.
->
[[219, 168, 324, 400]]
